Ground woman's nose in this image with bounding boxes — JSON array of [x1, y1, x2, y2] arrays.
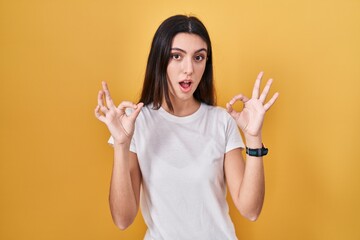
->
[[182, 57, 194, 76]]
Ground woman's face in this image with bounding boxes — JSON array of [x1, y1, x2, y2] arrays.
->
[[166, 33, 208, 102]]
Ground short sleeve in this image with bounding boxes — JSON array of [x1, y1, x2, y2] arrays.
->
[[129, 135, 136, 153], [225, 116, 245, 153], [107, 135, 137, 154], [108, 136, 114, 145]]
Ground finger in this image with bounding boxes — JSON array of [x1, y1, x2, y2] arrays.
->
[[118, 101, 138, 111], [259, 78, 273, 103], [97, 90, 105, 107], [226, 102, 234, 113], [264, 92, 279, 111], [102, 81, 115, 108], [252, 71, 263, 99], [229, 94, 250, 105], [226, 102, 238, 119], [100, 105, 109, 114], [227, 94, 249, 119], [129, 102, 144, 120], [94, 105, 106, 122], [97, 91, 109, 113]]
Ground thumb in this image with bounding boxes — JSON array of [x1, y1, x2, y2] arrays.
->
[[129, 102, 144, 120]]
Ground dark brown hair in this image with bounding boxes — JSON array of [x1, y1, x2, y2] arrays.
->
[[139, 15, 216, 111]]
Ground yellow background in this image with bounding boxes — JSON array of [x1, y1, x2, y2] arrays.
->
[[1, 0, 359, 239]]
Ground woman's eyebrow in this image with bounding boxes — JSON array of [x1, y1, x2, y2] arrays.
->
[[171, 48, 208, 53]]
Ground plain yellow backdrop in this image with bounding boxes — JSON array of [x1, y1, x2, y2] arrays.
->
[[1, 0, 359, 239]]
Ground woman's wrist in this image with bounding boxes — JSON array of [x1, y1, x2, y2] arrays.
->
[[113, 140, 131, 150], [244, 134, 263, 149]]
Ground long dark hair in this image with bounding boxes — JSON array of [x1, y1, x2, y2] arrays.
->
[[139, 15, 216, 111]]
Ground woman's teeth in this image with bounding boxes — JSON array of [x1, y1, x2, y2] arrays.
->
[[179, 81, 191, 88]]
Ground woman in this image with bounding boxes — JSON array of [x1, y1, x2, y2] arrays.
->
[[95, 15, 278, 240]]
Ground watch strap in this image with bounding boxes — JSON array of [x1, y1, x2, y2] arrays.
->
[[246, 144, 268, 157]]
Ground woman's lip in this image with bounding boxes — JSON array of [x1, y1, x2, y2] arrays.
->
[[178, 79, 193, 83], [179, 81, 192, 93]]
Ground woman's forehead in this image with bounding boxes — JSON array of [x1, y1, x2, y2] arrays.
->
[[171, 33, 207, 52]]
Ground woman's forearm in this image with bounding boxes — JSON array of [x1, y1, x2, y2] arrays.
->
[[238, 136, 265, 221], [109, 143, 138, 230]]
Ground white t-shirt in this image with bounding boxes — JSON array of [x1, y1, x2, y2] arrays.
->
[[109, 103, 244, 240]]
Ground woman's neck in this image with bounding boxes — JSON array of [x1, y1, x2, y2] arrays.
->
[[161, 97, 200, 117]]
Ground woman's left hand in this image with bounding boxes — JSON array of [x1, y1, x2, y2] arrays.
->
[[226, 72, 279, 137]]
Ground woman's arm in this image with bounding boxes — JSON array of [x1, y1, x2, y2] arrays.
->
[[224, 143, 264, 221], [109, 145, 142, 229], [224, 72, 278, 221], [94, 81, 143, 229]]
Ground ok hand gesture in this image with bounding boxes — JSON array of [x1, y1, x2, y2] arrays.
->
[[94, 81, 143, 145], [226, 72, 279, 138]]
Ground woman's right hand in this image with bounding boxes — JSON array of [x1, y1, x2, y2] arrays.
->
[[94, 81, 143, 145]]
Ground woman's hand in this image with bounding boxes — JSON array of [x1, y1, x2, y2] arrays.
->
[[94, 81, 143, 145], [226, 72, 279, 138]]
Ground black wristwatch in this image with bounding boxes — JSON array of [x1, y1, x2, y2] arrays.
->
[[246, 144, 268, 157]]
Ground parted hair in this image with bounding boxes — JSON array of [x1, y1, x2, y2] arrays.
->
[[139, 15, 216, 111]]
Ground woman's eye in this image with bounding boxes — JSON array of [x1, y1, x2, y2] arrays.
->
[[171, 54, 181, 60], [195, 55, 205, 61]]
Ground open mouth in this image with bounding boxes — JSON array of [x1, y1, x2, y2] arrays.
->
[[179, 80, 192, 92]]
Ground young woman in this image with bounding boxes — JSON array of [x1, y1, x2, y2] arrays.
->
[[95, 15, 278, 240]]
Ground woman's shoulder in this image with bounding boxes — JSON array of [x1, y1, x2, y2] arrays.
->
[[133, 103, 161, 121]]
